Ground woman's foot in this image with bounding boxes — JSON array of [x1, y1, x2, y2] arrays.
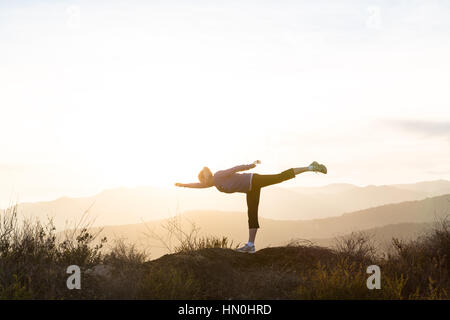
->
[[235, 243, 256, 253], [309, 161, 327, 174]]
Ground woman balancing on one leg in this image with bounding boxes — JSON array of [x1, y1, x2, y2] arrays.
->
[[175, 160, 327, 253]]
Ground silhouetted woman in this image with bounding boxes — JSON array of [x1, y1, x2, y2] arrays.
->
[[175, 160, 327, 253]]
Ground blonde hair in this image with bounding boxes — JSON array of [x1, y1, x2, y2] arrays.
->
[[198, 167, 213, 184]]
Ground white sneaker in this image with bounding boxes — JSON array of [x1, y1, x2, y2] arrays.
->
[[235, 244, 256, 254], [309, 161, 327, 174]]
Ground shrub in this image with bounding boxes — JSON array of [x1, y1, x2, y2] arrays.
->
[[1, 205, 448, 300], [334, 231, 377, 263], [0, 205, 106, 299], [382, 218, 450, 299]]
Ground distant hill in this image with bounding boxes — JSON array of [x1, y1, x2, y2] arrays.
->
[[290, 185, 429, 217], [290, 180, 450, 196], [7, 180, 449, 228], [393, 180, 450, 196], [290, 183, 357, 195], [312, 222, 433, 251], [87, 194, 450, 259]]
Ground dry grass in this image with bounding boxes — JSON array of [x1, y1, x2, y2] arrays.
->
[[0, 205, 448, 299]]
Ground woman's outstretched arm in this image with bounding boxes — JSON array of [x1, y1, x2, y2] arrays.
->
[[214, 160, 261, 178], [175, 182, 210, 188]]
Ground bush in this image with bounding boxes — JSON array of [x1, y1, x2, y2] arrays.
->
[[294, 258, 407, 299], [334, 231, 377, 263], [1, 205, 448, 300], [382, 218, 450, 299], [0, 205, 106, 299], [293, 219, 450, 300], [174, 235, 234, 253]]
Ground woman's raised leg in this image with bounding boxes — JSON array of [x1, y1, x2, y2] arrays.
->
[[293, 167, 310, 175], [254, 162, 327, 189], [252, 169, 296, 189]]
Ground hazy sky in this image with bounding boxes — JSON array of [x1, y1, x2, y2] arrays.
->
[[1, 0, 450, 205]]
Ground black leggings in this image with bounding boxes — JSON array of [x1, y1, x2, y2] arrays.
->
[[246, 168, 295, 229]]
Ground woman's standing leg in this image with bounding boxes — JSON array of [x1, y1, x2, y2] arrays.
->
[[246, 187, 261, 230], [236, 187, 260, 253], [248, 228, 257, 244], [238, 171, 294, 253]]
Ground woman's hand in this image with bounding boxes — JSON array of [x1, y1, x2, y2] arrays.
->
[[175, 182, 209, 188]]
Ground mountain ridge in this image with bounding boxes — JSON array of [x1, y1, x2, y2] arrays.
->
[[6, 180, 449, 229]]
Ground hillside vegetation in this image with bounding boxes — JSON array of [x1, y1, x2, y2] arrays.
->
[[0, 205, 448, 300]]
